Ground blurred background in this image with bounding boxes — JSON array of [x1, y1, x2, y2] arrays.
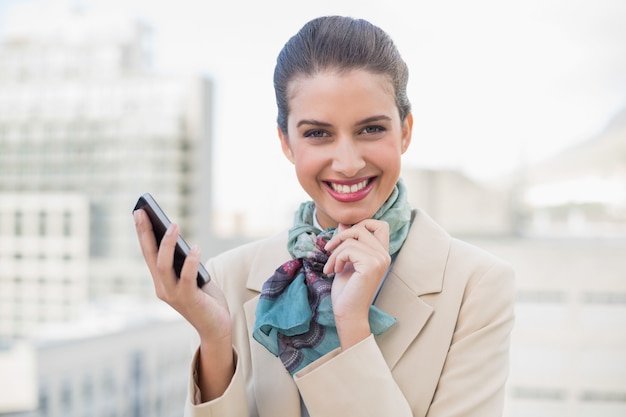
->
[[0, 0, 624, 416]]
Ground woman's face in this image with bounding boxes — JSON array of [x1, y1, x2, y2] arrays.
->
[[279, 69, 412, 230]]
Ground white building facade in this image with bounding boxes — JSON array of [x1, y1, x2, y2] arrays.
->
[[0, 5, 214, 415], [0, 193, 89, 342], [0, 5, 214, 302]]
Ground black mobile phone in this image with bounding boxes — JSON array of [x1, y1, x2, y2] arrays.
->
[[133, 193, 210, 287]]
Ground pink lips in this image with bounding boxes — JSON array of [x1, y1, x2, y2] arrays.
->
[[325, 178, 376, 203]]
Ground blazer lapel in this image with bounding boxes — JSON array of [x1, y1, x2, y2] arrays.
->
[[243, 231, 302, 417], [244, 297, 302, 417], [374, 210, 451, 370], [374, 274, 434, 370]]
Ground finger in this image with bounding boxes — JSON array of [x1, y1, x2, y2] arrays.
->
[[326, 244, 352, 274], [324, 238, 361, 275], [359, 219, 390, 251], [134, 209, 159, 274], [155, 222, 179, 291], [180, 244, 201, 291], [324, 223, 349, 273], [135, 209, 176, 300], [324, 229, 390, 276], [325, 222, 379, 252], [325, 223, 353, 252], [134, 209, 152, 254]]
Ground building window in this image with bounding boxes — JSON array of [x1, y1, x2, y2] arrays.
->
[[517, 290, 566, 303], [82, 374, 94, 417], [583, 292, 626, 305], [61, 379, 72, 415], [512, 386, 567, 401], [39, 211, 47, 236], [39, 384, 50, 417], [63, 210, 72, 236], [131, 351, 145, 417], [581, 390, 626, 402], [14, 211, 23, 236]]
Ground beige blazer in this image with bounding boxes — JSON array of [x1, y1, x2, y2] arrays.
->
[[185, 210, 515, 417]]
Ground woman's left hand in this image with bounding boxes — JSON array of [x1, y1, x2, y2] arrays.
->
[[323, 219, 391, 349]]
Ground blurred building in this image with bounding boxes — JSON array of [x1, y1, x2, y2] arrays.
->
[[474, 237, 626, 417], [0, 341, 37, 413], [1, 300, 195, 417], [520, 107, 626, 237], [0, 5, 214, 415], [0, 193, 89, 342], [0, 5, 214, 300], [402, 167, 515, 236]]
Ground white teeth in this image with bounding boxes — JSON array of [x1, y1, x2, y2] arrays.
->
[[331, 179, 368, 194]]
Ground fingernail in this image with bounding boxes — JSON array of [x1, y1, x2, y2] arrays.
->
[[165, 224, 175, 235]]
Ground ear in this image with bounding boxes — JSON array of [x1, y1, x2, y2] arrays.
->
[[278, 126, 295, 164], [400, 113, 413, 154]]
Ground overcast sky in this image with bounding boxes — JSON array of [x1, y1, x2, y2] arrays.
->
[[2, 0, 625, 227]]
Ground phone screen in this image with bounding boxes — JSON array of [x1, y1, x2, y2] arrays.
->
[[133, 193, 210, 287]]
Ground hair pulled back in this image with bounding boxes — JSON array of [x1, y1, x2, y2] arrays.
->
[[274, 16, 411, 133]]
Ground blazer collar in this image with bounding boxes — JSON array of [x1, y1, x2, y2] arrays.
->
[[390, 209, 450, 296]]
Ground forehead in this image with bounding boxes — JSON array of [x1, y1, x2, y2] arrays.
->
[[286, 69, 396, 114]]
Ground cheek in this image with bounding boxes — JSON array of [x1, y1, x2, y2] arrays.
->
[[365, 142, 402, 166], [292, 144, 317, 166], [293, 155, 315, 179]]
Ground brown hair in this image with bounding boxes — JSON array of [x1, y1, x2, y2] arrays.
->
[[274, 16, 411, 133]]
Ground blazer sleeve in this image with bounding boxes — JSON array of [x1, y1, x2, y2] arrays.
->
[[294, 334, 414, 416], [183, 347, 250, 417], [427, 259, 516, 417]]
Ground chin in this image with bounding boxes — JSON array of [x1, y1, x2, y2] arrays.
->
[[334, 209, 374, 226]]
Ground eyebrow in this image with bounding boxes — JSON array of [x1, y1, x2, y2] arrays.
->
[[356, 115, 392, 125], [296, 115, 392, 128], [296, 119, 332, 128]]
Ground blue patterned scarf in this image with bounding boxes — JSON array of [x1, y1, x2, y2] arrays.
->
[[253, 179, 411, 374]]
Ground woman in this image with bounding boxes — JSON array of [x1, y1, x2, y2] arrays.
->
[[134, 16, 515, 417]]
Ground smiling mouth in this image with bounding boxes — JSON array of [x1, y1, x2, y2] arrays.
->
[[326, 178, 373, 194]]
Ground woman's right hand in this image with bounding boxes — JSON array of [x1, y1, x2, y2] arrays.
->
[[134, 209, 234, 400]]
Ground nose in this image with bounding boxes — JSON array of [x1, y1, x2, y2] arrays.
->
[[332, 136, 365, 177]]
